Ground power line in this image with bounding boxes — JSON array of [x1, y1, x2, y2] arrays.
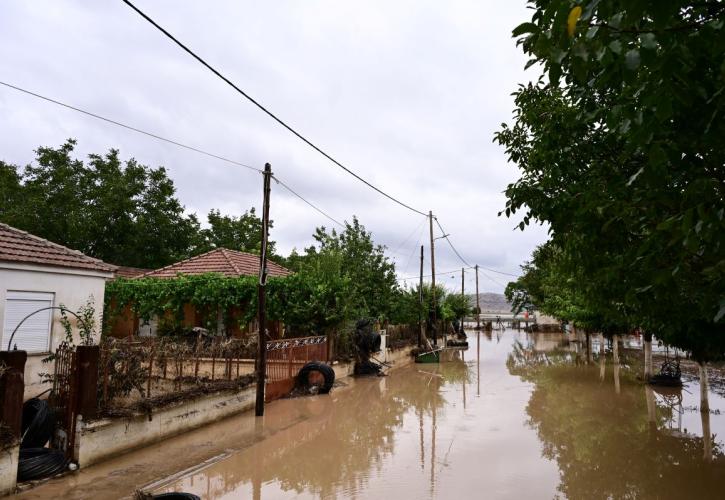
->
[[2, 82, 521, 281], [479, 269, 507, 288], [0, 80, 355, 230], [399, 266, 475, 281], [478, 266, 520, 278], [121, 0, 428, 217], [0, 80, 261, 174], [434, 217, 472, 267], [271, 175, 344, 228]]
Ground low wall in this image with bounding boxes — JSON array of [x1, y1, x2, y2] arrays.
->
[[76, 386, 256, 467], [0, 443, 19, 496], [73, 344, 414, 470]]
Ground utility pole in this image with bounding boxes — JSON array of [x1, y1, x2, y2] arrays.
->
[[475, 265, 480, 330], [428, 211, 437, 346], [255, 163, 272, 417], [461, 267, 465, 331], [418, 245, 424, 348]]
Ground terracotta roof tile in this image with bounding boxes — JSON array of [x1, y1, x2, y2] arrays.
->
[[0, 223, 116, 273], [139, 248, 291, 279], [114, 266, 151, 279]]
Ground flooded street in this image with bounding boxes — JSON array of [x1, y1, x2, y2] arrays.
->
[[19, 329, 725, 499]]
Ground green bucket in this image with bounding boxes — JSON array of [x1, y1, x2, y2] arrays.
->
[[415, 350, 440, 363]]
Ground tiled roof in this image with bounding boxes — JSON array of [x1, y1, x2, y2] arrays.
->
[[0, 223, 116, 273], [114, 266, 151, 279], [139, 248, 291, 279]]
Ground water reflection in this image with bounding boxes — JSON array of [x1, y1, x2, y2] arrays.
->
[[509, 332, 725, 499], [152, 330, 725, 500]]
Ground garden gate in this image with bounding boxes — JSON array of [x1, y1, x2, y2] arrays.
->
[[265, 335, 327, 402]]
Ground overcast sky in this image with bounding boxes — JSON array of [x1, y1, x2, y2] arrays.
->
[[0, 0, 548, 294]]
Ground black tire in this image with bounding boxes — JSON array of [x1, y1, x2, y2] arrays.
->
[[297, 362, 335, 394], [21, 398, 55, 449], [17, 448, 68, 482]]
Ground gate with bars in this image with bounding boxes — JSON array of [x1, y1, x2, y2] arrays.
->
[[48, 342, 78, 457], [47, 342, 99, 458], [265, 335, 328, 402]]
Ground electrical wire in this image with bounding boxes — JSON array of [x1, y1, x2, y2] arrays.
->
[[398, 266, 475, 281], [433, 217, 472, 268], [121, 0, 428, 217], [0, 80, 354, 230], [478, 266, 520, 278], [271, 175, 344, 228], [2, 82, 517, 282], [0, 80, 261, 173]]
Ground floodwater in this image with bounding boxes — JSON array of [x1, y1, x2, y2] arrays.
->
[[18, 329, 725, 499]]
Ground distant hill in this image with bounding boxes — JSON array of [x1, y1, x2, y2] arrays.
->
[[467, 293, 511, 313]]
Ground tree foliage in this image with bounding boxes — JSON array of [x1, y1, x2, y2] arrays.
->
[[0, 140, 277, 268], [497, 1, 725, 359]]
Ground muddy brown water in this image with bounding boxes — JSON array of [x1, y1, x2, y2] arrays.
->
[[16, 330, 725, 499]]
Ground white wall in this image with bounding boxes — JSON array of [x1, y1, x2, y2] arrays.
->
[[0, 262, 111, 399]]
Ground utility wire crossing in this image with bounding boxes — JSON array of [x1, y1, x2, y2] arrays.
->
[[0, 80, 344, 231], [121, 0, 519, 282], [121, 0, 428, 217], [1, 79, 520, 284]]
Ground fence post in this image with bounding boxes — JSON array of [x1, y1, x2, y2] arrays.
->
[[0, 350, 26, 439], [75, 345, 99, 420]]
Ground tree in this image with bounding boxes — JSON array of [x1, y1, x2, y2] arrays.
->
[[0, 140, 284, 269], [497, 2, 725, 373], [304, 217, 400, 321], [198, 208, 277, 257]]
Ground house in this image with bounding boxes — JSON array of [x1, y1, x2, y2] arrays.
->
[[0, 223, 116, 398], [108, 248, 291, 339]]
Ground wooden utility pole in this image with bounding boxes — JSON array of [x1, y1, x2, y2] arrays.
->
[[428, 211, 437, 345], [461, 267, 465, 331], [418, 245, 424, 348], [255, 163, 272, 417], [475, 265, 480, 330]]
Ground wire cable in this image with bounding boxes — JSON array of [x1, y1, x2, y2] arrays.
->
[[0, 80, 261, 173], [433, 217, 472, 268], [121, 0, 428, 217], [398, 266, 475, 281], [0, 80, 424, 256], [271, 175, 345, 228], [478, 266, 519, 278]]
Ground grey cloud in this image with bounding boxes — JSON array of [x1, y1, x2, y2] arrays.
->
[[0, 0, 546, 292]]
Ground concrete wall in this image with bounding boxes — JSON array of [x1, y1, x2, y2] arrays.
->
[[0, 262, 112, 399], [0, 443, 19, 496], [73, 345, 414, 469], [76, 386, 256, 467]]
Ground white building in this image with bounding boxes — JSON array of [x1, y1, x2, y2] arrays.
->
[[0, 223, 115, 398]]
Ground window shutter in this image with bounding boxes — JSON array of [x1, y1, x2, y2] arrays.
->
[[2, 292, 54, 353]]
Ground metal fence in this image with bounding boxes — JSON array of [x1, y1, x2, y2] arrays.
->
[[265, 335, 327, 402], [97, 337, 256, 413]]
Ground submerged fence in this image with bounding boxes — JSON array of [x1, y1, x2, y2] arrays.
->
[[265, 335, 327, 402], [97, 337, 257, 414]]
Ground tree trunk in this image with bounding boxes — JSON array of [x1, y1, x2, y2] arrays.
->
[[599, 334, 606, 381], [643, 331, 653, 381], [612, 334, 620, 363], [613, 335, 621, 394], [586, 331, 592, 364], [645, 385, 657, 432], [700, 362, 712, 462]]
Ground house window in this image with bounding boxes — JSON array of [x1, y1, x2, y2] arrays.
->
[[2, 291, 54, 353]]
